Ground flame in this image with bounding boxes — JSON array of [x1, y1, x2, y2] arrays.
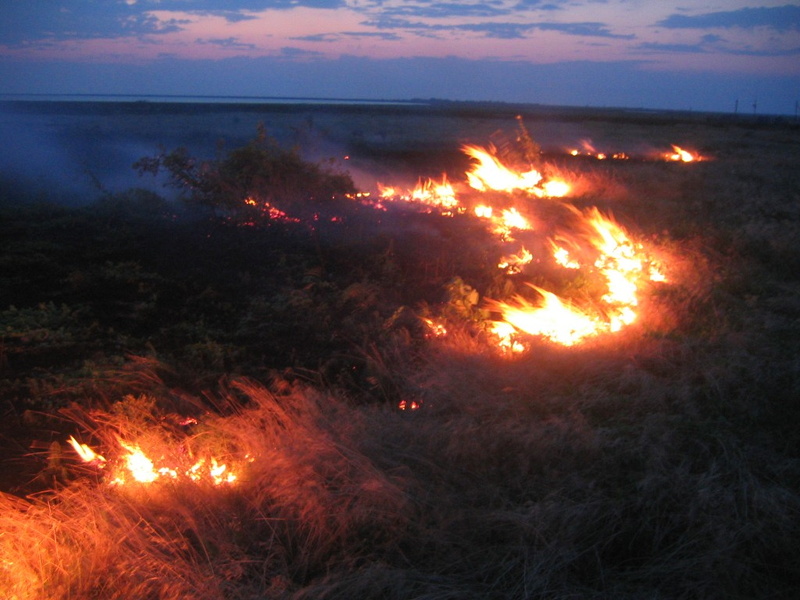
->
[[463, 144, 544, 193], [70, 436, 241, 487], [347, 131, 668, 351], [666, 145, 697, 162], [489, 285, 601, 347], [474, 205, 493, 218], [498, 247, 533, 274], [378, 175, 460, 213], [422, 317, 448, 337], [550, 242, 580, 269], [368, 137, 668, 350], [541, 179, 570, 198], [486, 209, 666, 350], [67, 436, 106, 467]]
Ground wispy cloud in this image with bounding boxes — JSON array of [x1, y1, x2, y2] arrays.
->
[[196, 37, 258, 50], [656, 5, 800, 32], [292, 31, 402, 42], [536, 22, 634, 39], [363, 16, 632, 40]]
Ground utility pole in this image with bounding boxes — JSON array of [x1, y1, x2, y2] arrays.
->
[[752, 97, 757, 115], [734, 98, 738, 115]]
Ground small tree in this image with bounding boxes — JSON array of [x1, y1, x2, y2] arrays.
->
[[135, 124, 356, 220]]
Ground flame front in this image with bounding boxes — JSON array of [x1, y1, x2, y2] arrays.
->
[[370, 138, 667, 351]]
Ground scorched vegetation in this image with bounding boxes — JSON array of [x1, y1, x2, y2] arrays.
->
[[1, 106, 799, 599]]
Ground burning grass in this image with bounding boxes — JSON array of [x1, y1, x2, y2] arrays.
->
[[2, 105, 800, 598]]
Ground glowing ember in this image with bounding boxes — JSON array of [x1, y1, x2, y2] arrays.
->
[[243, 196, 301, 222], [398, 399, 422, 410], [422, 317, 448, 338]]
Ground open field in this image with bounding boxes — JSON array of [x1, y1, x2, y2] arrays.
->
[[1, 100, 800, 599]]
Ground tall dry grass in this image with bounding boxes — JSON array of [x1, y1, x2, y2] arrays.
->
[[3, 318, 799, 600]]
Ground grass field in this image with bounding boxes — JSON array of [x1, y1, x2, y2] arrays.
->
[[1, 101, 799, 599]]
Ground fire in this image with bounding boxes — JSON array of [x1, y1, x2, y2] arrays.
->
[[541, 179, 570, 198], [117, 440, 159, 484], [550, 242, 580, 269], [67, 436, 106, 467], [70, 436, 241, 487], [377, 175, 460, 213], [489, 285, 601, 347], [485, 208, 666, 350], [462, 145, 566, 198], [666, 145, 699, 162], [422, 317, 448, 337], [369, 133, 668, 351], [463, 144, 543, 193], [498, 247, 534, 274]]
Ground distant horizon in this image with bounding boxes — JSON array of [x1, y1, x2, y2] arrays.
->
[[2, 91, 797, 118]]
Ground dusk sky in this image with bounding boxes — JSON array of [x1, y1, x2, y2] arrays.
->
[[1, 1, 799, 114]]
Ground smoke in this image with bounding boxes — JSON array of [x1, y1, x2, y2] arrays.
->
[[0, 106, 174, 206]]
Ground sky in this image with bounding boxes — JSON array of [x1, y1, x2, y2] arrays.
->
[[0, 1, 799, 114]]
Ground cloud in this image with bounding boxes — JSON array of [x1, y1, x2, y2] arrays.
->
[[0, 3, 186, 45], [371, 1, 510, 19], [656, 5, 800, 32], [636, 42, 709, 55], [363, 16, 633, 40], [277, 46, 324, 59], [636, 29, 800, 58], [292, 31, 402, 42], [536, 22, 634, 39], [0, 1, 346, 46], [196, 37, 258, 50]]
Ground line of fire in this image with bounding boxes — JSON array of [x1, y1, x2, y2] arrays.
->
[[67, 123, 702, 488]]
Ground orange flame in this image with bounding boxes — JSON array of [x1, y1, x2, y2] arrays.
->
[[487, 209, 666, 350], [67, 436, 106, 467], [666, 145, 700, 162], [364, 133, 668, 350], [498, 247, 534, 274], [70, 436, 241, 487], [489, 285, 601, 347]]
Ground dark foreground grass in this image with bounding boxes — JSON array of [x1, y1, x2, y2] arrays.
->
[[1, 108, 799, 599], [2, 341, 798, 599]]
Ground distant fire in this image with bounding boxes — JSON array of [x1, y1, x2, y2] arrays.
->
[[566, 141, 705, 163]]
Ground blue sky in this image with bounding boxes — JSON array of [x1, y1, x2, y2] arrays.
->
[[0, 1, 798, 113]]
